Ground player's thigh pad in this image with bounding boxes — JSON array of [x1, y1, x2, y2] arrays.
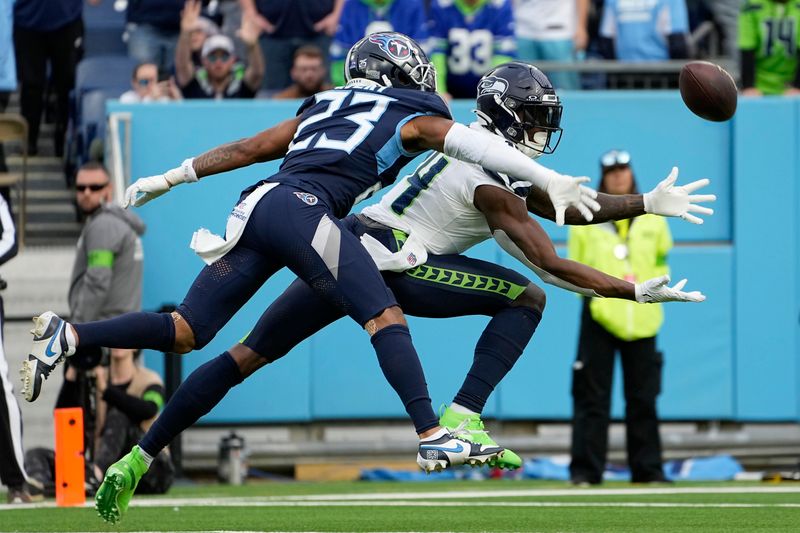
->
[[246, 186, 398, 326], [177, 244, 281, 349], [387, 253, 533, 318]]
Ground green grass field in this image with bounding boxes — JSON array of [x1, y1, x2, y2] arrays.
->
[[3, 480, 799, 532]]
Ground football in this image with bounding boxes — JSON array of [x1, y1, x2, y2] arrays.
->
[[679, 61, 738, 122]]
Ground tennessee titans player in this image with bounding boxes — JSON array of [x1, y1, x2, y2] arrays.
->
[[23, 34, 601, 522]]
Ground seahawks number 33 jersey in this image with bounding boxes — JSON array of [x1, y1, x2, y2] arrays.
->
[[270, 82, 452, 218], [363, 124, 531, 255]]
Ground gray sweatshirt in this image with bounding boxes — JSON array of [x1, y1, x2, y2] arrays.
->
[[69, 203, 146, 322]]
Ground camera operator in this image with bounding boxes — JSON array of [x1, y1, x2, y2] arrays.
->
[[0, 192, 42, 503]]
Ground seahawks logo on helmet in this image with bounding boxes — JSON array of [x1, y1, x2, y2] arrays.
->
[[478, 77, 509, 97], [368, 34, 412, 61]]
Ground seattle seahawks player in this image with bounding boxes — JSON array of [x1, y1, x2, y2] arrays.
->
[[83, 61, 713, 504], [23, 33, 601, 521]]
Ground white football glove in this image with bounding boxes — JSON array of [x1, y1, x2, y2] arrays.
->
[[643, 167, 716, 224], [545, 175, 601, 226], [122, 158, 198, 208], [635, 275, 705, 303]]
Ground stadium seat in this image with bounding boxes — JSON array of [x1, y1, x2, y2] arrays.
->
[[75, 56, 138, 96], [77, 88, 124, 166]]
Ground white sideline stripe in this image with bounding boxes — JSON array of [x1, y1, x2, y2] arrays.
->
[[278, 486, 800, 500]]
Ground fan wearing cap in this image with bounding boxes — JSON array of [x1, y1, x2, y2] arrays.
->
[[567, 149, 676, 486], [175, 0, 264, 99]]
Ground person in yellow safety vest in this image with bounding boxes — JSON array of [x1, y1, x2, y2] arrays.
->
[[567, 149, 672, 486]]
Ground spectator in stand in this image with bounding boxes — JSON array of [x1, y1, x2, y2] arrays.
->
[[177, 0, 264, 99], [329, 0, 429, 87], [739, 0, 800, 96], [429, 0, 517, 99], [599, 0, 690, 61], [125, 0, 184, 72], [514, 0, 589, 90], [241, 0, 344, 91], [12, 0, 85, 156], [188, 16, 221, 67], [273, 46, 332, 99], [120, 63, 182, 103]]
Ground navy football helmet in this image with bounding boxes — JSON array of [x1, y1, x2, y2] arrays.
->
[[345, 32, 436, 92], [475, 62, 563, 158]]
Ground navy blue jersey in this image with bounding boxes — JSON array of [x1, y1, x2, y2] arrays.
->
[[269, 85, 452, 218]]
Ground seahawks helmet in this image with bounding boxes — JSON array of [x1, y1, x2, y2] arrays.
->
[[475, 62, 563, 158], [345, 32, 436, 92]]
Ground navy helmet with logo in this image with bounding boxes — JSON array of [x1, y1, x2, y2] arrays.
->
[[345, 32, 436, 92], [475, 62, 563, 158]]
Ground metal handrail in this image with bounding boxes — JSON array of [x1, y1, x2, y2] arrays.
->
[[106, 111, 132, 206]]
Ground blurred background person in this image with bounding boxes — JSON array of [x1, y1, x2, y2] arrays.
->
[[240, 0, 343, 91], [598, 0, 690, 61], [329, 0, 429, 87], [514, 0, 589, 90], [177, 1, 264, 99], [188, 16, 221, 67], [272, 46, 332, 99], [0, 193, 41, 503], [27, 348, 173, 496], [568, 150, 673, 486], [739, 0, 800, 96], [120, 63, 182, 103], [13, 0, 84, 156], [429, 0, 517, 99], [124, 0, 184, 72]]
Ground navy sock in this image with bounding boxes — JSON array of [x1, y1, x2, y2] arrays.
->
[[370, 324, 438, 434], [139, 352, 243, 456], [454, 307, 542, 413], [73, 312, 175, 352]]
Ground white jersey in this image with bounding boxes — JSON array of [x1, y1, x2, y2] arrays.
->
[[513, 0, 577, 41], [362, 126, 531, 256]]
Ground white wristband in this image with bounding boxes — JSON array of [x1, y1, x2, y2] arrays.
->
[[163, 157, 198, 188], [442, 123, 556, 191]]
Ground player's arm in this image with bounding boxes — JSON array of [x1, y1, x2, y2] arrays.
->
[[526, 167, 715, 225], [123, 117, 301, 208], [474, 185, 704, 303], [400, 116, 600, 225]]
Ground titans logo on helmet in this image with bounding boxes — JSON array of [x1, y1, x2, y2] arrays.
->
[[368, 34, 412, 61], [478, 77, 509, 97]]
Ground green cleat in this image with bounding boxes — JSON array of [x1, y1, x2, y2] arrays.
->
[[439, 406, 522, 470], [95, 445, 150, 524]]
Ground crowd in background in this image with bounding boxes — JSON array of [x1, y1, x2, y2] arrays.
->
[[4, 1, 799, 159]]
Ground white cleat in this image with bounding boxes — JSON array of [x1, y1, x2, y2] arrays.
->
[[20, 312, 75, 402], [416, 433, 505, 473]]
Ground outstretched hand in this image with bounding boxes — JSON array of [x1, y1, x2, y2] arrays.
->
[[546, 175, 601, 226], [122, 175, 171, 209], [643, 167, 716, 224], [635, 275, 705, 303]]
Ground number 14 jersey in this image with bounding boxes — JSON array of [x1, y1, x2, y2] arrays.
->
[[362, 123, 531, 256]]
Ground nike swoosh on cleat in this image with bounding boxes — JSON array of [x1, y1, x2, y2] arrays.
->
[[419, 443, 464, 453], [43, 321, 63, 358]]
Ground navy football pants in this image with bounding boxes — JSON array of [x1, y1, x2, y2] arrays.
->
[[243, 214, 534, 361], [177, 186, 398, 349]]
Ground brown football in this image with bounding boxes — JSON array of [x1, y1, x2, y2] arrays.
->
[[679, 61, 738, 122]]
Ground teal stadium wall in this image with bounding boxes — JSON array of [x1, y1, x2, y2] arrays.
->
[[107, 93, 800, 423]]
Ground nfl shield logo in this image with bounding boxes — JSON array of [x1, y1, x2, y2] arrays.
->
[[293, 192, 318, 205], [406, 252, 417, 267]]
